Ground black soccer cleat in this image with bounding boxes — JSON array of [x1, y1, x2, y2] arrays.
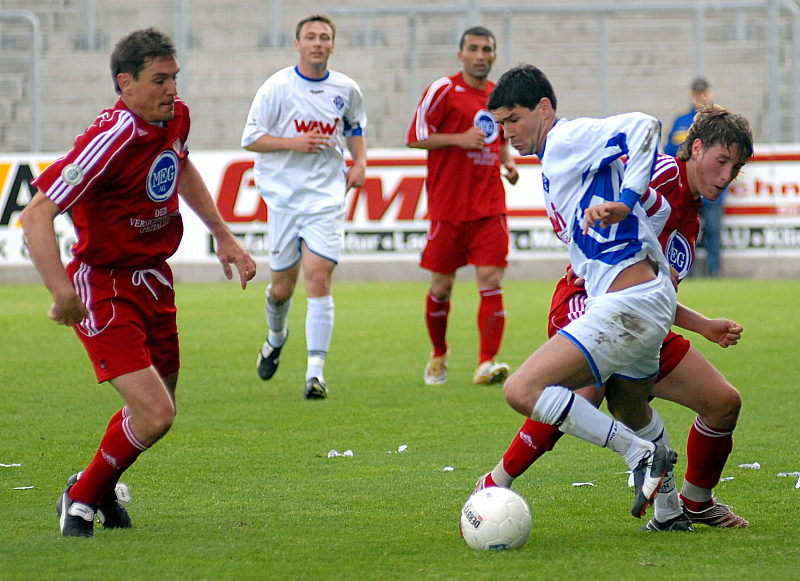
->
[[640, 513, 694, 532], [631, 444, 678, 518], [257, 330, 287, 381], [304, 376, 328, 399], [56, 475, 95, 538], [98, 483, 132, 529]]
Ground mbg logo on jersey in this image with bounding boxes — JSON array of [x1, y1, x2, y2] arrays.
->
[[473, 110, 499, 144], [666, 230, 693, 279], [147, 150, 179, 202], [333, 95, 345, 110]]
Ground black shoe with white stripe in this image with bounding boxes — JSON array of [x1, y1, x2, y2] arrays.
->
[[56, 477, 95, 538]]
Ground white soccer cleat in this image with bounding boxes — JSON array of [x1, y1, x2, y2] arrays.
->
[[424, 351, 449, 385], [473, 360, 510, 385]]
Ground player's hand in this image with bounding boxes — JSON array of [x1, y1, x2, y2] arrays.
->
[[48, 292, 88, 326], [702, 318, 743, 348], [503, 159, 520, 185], [216, 234, 256, 290], [564, 264, 585, 287], [294, 130, 331, 154], [669, 266, 680, 290], [345, 162, 366, 191], [583, 202, 631, 234], [458, 126, 487, 150]]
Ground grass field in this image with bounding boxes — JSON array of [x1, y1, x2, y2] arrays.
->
[[1, 277, 798, 580]]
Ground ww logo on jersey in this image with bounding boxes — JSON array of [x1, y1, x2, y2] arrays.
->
[[294, 119, 339, 135]]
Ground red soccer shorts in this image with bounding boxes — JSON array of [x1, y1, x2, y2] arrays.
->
[[67, 260, 180, 383], [420, 214, 509, 273], [547, 275, 691, 381]]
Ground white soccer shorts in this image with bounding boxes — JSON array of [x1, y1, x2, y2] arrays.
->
[[266, 207, 345, 271], [558, 270, 677, 385]]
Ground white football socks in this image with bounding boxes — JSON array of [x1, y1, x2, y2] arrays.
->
[[532, 385, 651, 468], [306, 295, 334, 380], [634, 409, 681, 521], [265, 284, 290, 347]]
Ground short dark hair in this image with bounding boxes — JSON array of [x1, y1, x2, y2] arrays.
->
[[459, 26, 495, 50], [676, 104, 754, 164], [296, 14, 336, 41], [691, 77, 710, 92], [488, 63, 557, 113], [110, 28, 176, 94]]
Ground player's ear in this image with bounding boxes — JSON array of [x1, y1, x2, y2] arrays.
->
[[691, 138, 704, 158], [537, 97, 554, 116], [116, 72, 132, 94]]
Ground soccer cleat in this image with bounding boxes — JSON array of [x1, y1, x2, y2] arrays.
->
[[257, 330, 287, 381], [304, 376, 328, 399], [63, 472, 132, 530], [641, 513, 694, 532], [683, 499, 750, 528], [98, 482, 132, 529], [630, 444, 678, 518], [472, 360, 510, 385], [424, 350, 449, 385], [473, 472, 500, 493], [56, 476, 95, 538]]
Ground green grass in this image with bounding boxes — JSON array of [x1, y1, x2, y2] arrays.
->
[[1, 278, 798, 580]]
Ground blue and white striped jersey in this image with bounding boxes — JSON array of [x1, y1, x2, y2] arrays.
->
[[540, 112, 669, 297]]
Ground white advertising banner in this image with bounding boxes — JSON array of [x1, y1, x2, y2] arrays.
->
[[2, 146, 800, 267]]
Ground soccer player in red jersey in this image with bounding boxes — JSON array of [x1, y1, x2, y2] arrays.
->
[[20, 28, 256, 537], [407, 26, 519, 387], [476, 105, 754, 530]]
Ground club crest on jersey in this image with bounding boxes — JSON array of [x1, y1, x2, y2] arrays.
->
[[666, 230, 693, 279], [473, 109, 499, 144], [61, 164, 84, 186], [147, 150, 179, 202], [333, 95, 345, 110]]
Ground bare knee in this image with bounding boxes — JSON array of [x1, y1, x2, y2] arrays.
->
[[503, 374, 536, 417], [701, 386, 741, 430], [135, 401, 176, 445]]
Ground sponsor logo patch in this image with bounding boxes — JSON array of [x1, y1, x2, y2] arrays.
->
[[146, 150, 179, 202], [61, 164, 84, 186], [474, 109, 499, 144]]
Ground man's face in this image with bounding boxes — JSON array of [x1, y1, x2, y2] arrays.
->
[[295, 21, 335, 70], [118, 56, 179, 123], [458, 34, 496, 80], [491, 103, 545, 156], [690, 140, 746, 201]]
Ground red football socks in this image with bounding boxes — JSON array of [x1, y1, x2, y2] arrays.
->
[[69, 413, 148, 506], [478, 287, 505, 363], [426, 291, 450, 358], [502, 418, 564, 477]]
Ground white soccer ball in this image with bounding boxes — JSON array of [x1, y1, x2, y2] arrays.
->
[[459, 487, 532, 550]]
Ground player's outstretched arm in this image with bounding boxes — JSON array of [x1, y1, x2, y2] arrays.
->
[[674, 302, 743, 347], [19, 193, 88, 325], [179, 159, 256, 289]]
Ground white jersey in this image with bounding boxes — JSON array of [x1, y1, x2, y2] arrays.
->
[[540, 112, 669, 297], [242, 66, 367, 214]]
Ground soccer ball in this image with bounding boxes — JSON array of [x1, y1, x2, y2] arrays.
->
[[459, 487, 532, 550]]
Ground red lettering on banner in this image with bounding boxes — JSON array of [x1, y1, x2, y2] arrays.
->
[[346, 176, 426, 221], [217, 160, 267, 222]]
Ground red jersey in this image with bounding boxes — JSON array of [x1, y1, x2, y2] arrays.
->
[[651, 154, 702, 281], [406, 72, 507, 221], [32, 98, 190, 268]]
